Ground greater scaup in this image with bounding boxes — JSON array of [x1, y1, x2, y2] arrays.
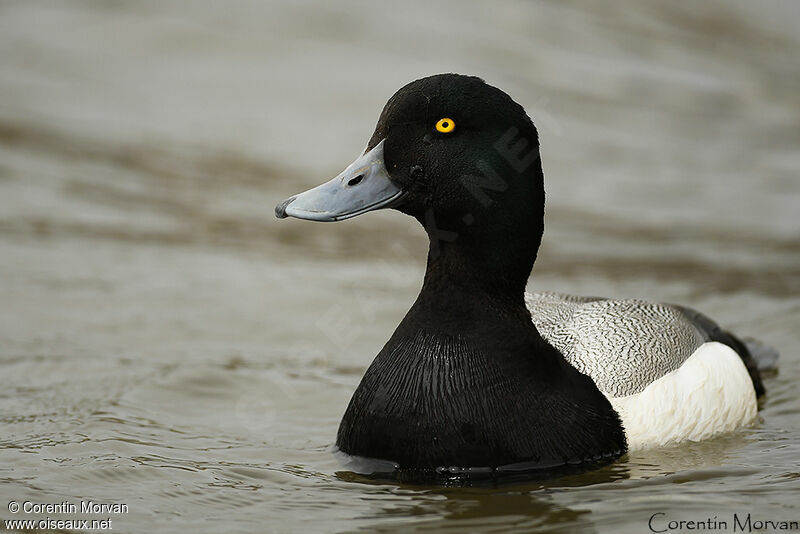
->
[[275, 74, 775, 484]]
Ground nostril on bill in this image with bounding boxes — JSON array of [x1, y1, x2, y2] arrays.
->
[[347, 175, 364, 186]]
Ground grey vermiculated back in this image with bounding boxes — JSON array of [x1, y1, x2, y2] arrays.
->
[[525, 292, 708, 397]]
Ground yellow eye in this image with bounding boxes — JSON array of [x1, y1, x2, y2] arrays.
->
[[435, 118, 456, 133]]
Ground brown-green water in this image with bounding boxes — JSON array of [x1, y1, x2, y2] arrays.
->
[[1, 1, 799, 532]]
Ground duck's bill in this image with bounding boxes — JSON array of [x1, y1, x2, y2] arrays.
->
[[275, 140, 404, 222]]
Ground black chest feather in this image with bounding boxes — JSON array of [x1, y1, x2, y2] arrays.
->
[[336, 327, 627, 475]]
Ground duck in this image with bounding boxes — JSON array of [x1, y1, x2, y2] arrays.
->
[[275, 73, 775, 482]]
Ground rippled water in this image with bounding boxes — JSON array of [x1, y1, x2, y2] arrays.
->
[[1, 1, 799, 532]]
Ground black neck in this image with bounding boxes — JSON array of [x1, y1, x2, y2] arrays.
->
[[409, 236, 540, 351], [412, 196, 544, 340], [420, 201, 543, 301], [422, 238, 532, 302], [336, 162, 627, 476]]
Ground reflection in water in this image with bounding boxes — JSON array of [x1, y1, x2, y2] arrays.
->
[[334, 457, 629, 488], [358, 489, 596, 533], [334, 433, 763, 531]]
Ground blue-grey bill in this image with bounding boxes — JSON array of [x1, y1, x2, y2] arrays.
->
[[275, 140, 404, 222]]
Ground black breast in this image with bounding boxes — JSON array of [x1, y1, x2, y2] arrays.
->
[[336, 320, 627, 478]]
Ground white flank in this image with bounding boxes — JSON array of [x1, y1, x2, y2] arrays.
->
[[609, 342, 758, 450]]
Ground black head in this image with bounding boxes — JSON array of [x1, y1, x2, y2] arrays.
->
[[276, 74, 545, 293], [369, 74, 543, 230]]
